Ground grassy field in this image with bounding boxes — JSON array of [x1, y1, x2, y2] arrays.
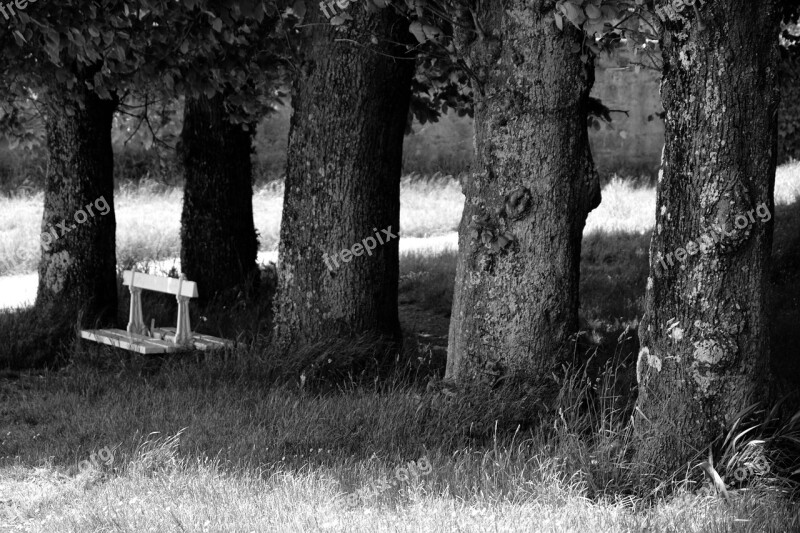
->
[[2, 162, 800, 532], [3, 163, 799, 277], [1, 349, 799, 532], [0, 174, 465, 278]]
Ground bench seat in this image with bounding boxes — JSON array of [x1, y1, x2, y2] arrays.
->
[[80, 329, 180, 354], [80, 269, 233, 354]]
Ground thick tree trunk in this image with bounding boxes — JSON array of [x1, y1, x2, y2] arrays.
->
[[445, 3, 600, 384], [634, 0, 780, 476], [271, 7, 414, 353], [180, 94, 258, 300], [36, 86, 118, 327]]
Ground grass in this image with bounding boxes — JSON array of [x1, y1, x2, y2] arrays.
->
[[1, 348, 799, 532], [2, 162, 800, 531]]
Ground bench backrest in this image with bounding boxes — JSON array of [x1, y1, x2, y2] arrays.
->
[[122, 270, 198, 298]]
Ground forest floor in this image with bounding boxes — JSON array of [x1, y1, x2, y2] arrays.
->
[[1, 162, 800, 531]]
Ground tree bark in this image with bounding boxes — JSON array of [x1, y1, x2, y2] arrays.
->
[[271, 6, 414, 353], [180, 93, 258, 301], [36, 86, 118, 327], [445, 2, 600, 384], [634, 0, 780, 477]]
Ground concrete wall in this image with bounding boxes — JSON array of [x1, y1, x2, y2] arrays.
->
[[588, 50, 665, 177], [255, 49, 671, 178]]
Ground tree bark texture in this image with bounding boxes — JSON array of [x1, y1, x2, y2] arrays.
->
[[445, 2, 600, 384], [180, 93, 258, 301], [36, 86, 118, 327], [634, 0, 781, 477], [271, 5, 414, 352]]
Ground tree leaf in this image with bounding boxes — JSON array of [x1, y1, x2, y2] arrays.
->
[[292, 0, 307, 20], [409, 21, 426, 43], [12, 30, 27, 46]]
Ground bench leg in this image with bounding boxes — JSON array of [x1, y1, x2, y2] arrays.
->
[[174, 295, 192, 346], [127, 287, 147, 336]]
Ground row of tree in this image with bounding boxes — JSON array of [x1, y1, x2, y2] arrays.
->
[[1, 0, 798, 478]]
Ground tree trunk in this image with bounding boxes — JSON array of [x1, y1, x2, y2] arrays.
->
[[445, 3, 600, 384], [778, 47, 800, 163], [271, 7, 414, 353], [36, 86, 118, 327], [180, 93, 258, 300], [634, 0, 780, 476]]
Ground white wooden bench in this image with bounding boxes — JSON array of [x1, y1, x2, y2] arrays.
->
[[80, 269, 234, 354]]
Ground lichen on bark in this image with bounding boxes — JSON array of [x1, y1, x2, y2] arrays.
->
[[633, 0, 780, 478]]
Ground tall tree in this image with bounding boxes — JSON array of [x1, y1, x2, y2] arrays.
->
[[172, 4, 284, 301], [0, 1, 147, 327], [356, 0, 653, 385], [444, 2, 600, 384], [634, 0, 783, 476], [180, 93, 258, 299], [271, 4, 415, 353], [36, 84, 119, 324]]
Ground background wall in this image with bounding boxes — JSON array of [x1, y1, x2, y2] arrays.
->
[[588, 49, 665, 178], [255, 48, 667, 179]]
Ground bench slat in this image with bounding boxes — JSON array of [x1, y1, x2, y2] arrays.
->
[[122, 271, 198, 298], [154, 327, 234, 351], [80, 329, 179, 354]]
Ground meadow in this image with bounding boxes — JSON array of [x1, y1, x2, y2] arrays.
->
[[1, 162, 800, 531]]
